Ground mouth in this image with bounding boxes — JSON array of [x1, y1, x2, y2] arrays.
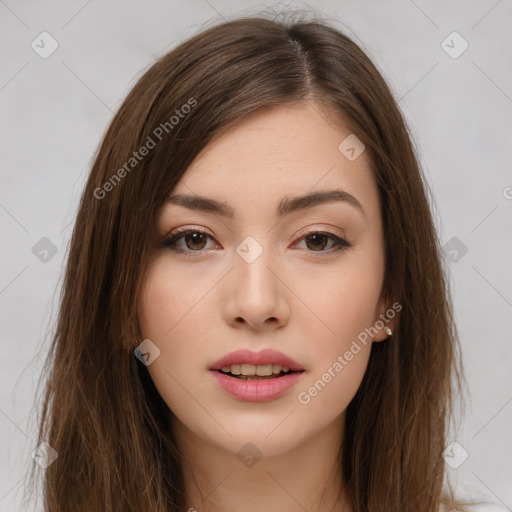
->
[[214, 364, 304, 381], [209, 351, 306, 401], [209, 348, 305, 377]]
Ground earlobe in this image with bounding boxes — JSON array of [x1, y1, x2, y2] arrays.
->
[[372, 323, 393, 343], [371, 326, 393, 343], [372, 297, 397, 342]]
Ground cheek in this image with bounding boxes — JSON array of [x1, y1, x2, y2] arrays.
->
[[137, 261, 212, 417], [138, 257, 211, 341], [302, 257, 384, 348], [138, 260, 176, 339], [294, 258, 382, 410], [137, 256, 219, 368], [295, 349, 371, 427], [137, 261, 203, 400], [295, 278, 375, 415]]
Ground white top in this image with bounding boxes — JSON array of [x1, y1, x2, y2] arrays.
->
[[442, 502, 509, 511], [471, 506, 508, 511]]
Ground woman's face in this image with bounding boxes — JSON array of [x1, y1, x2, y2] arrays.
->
[[138, 101, 394, 457]]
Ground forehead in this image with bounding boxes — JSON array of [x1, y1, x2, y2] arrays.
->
[[171, 102, 380, 221]]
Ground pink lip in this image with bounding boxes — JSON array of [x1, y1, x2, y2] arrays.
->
[[211, 370, 304, 402], [208, 348, 304, 371], [209, 349, 305, 402]]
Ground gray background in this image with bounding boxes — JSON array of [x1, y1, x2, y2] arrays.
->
[[1, 1, 511, 510]]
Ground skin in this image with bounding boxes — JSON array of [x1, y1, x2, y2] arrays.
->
[[138, 100, 395, 512]]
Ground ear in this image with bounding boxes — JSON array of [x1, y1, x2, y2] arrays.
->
[[371, 293, 399, 343]]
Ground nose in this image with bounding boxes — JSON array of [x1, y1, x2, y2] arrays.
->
[[221, 247, 290, 331]]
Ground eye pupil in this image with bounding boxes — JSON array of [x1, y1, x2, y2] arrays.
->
[[306, 234, 327, 251], [185, 232, 207, 250]]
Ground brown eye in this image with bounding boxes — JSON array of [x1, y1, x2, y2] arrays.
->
[[295, 230, 352, 253], [183, 232, 208, 250], [162, 229, 217, 253], [305, 233, 330, 251]]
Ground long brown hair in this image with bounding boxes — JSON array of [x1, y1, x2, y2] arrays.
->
[[28, 11, 469, 512]]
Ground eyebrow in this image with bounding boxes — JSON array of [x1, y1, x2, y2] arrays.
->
[[166, 189, 366, 219]]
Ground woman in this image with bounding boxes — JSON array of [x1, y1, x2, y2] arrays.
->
[[29, 12, 498, 512]]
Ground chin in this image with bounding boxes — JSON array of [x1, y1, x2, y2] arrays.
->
[[174, 405, 312, 457], [214, 426, 307, 459]]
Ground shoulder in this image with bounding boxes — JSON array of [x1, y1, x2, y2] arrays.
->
[[471, 506, 509, 512], [469, 506, 509, 512], [440, 502, 509, 512]]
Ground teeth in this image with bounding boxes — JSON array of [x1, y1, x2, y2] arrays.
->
[[241, 364, 256, 375], [220, 364, 291, 376]]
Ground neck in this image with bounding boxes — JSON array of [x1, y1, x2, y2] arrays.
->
[[172, 413, 351, 512]]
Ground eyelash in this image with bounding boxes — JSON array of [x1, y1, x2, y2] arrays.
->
[[162, 227, 352, 256]]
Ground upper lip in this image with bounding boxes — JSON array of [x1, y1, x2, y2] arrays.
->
[[209, 349, 304, 372]]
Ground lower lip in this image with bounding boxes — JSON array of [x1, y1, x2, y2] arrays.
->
[[210, 370, 304, 402]]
